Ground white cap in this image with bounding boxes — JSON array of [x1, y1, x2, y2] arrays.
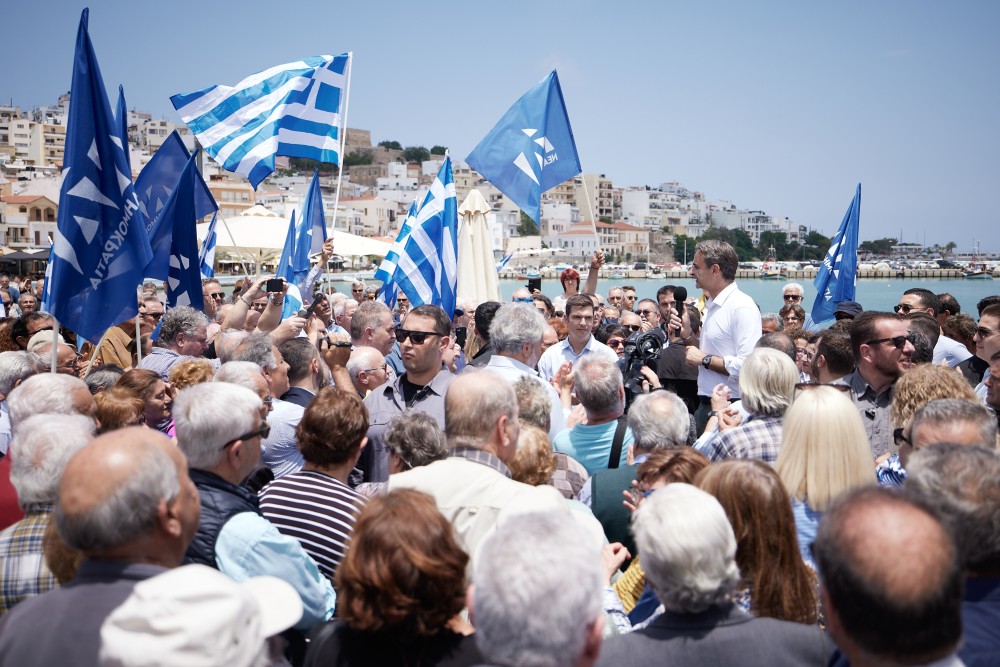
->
[[99, 564, 303, 667]]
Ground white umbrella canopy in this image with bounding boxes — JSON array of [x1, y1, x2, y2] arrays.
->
[[196, 205, 392, 270], [456, 189, 501, 304]]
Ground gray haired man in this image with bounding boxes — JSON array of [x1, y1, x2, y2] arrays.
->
[[139, 306, 218, 381]]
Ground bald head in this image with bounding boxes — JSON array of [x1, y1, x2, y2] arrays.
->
[[813, 487, 962, 665], [57, 428, 198, 565], [445, 372, 518, 459]]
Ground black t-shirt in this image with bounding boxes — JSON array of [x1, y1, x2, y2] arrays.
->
[[400, 376, 430, 407]]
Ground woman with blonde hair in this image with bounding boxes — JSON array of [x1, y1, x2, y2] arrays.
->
[[876, 362, 978, 485], [775, 387, 874, 565]]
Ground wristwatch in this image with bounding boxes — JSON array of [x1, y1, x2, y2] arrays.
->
[[701, 354, 713, 369]]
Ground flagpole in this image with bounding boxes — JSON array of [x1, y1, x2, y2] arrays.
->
[[134, 286, 143, 365], [330, 51, 353, 296], [217, 214, 254, 277], [579, 175, 601, 254], [50, 319, 60, 374]]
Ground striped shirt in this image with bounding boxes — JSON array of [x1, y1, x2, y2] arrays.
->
[[259, 471, 365, 580]]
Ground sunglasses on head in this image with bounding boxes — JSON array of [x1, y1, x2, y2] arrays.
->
[[395, 328, 442, 344], [865, 333, 916, 349]]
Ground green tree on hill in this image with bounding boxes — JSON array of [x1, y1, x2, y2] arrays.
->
[[430, 145, 448, 155], [403, 146, 430, 163], [378, 140, 402, 150]]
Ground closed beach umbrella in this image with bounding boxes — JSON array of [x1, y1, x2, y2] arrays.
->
[[456, 189, 501, 303]]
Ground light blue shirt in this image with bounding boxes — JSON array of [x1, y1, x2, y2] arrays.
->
[[262, 398, 305, 479], [552, 420, 633, 476], [0, 400, 10, 456], [216, 511, 336, 632], [536, 335, 618, 382]]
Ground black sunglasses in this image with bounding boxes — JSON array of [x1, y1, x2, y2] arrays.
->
[[865, 333, 916, 349], [395, 328, 442, 345], [146, 312, 164, 320], [221, 421, 270, 449], [893, 427, 911, 447], [624, 324, 642, 332], [893, 304, 913, 314]]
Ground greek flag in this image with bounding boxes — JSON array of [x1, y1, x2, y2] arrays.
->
[[496, 252, 514, 273], [374, 196, 420, 310], [466, 71, 582, 224], [275, 211, 304, 319], [381, 158, 458, 317], [49, 9, 153, 344], [170, 54, 351, 189], [812, 183, 861, 323], [199, 212, 218, 278]]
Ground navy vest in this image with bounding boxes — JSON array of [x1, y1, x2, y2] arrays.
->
[[184, 468, 262, 568]]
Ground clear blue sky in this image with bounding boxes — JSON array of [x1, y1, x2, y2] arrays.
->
[[5, 0, 998, 248]]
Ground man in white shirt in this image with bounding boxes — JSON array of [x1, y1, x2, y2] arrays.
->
[[481, 303, 566, 439], [684, 240, 761, 432], [537, 294, 618, 381]]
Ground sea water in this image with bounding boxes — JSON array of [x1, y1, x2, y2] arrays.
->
[[497, 278, 998, 315]]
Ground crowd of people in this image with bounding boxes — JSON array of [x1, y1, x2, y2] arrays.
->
[[0, 237, 996, 666]]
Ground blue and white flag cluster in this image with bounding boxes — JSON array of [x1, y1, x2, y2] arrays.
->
[[48, 9, 153, 344], [376, 159, 458, 317], [199, 212, 218, 279], [812, 183, 861, 323], [293, 169, 327, 270], [170, 54, 350, 189], [374, 197, 419, 310], [134, 131, 217, 232], [150, 153, 204, 310], [275, 211, 305, 319], [466, 71, 582, 224]]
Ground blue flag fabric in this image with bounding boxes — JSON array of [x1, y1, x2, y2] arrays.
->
[[385, 158, 458, 317], [812, 183, 861, 323], [152, 153, 204, 310], [496, 251, 514, 273], [292, 169, 326, 281], [49, 9, 153, 344], [199, 212, 218, 278], [134, 130, 217, 232], [374, 197, 420, 309], [275, 211, 304, 320], [466, 71, 582, 224], [114, 85, 130, 175], [171, 54, 350, 189]]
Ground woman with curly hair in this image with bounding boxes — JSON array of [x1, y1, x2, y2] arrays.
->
[[696, 460, 820, 625], [305, 489, 482, 666]]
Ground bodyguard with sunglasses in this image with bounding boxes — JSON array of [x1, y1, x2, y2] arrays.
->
[[358, 305, 454, 485], [841, 311, 916, 459]]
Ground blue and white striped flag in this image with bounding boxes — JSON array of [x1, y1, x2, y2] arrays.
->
[[374, 196, 420, 310], [380, 158, 458, 317], [199, 212, 218, 278], [496, 252, 513, 273], [170, 54, 351, 189]]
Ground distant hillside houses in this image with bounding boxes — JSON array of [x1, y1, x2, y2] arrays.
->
[[1, 92, 808, 262]]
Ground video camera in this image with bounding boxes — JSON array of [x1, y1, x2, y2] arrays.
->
[[617, 330, 663, 411]]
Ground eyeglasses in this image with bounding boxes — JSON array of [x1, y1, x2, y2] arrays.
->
[[893, 427, 911, 447], [207, 292, 224, 301], [351, 287, 364, 293], [146, 312, 164, 321], [395, 328, 442, 345], [784, 294, 803, 302], [364, 363, 388, 374], [794, 382, 850, 393], [221, 421, 270, 449], [554, 311, 565, 318], [893, 304, 914, 314], [624, 324, 642, 332], [514, 297, 534, 303], [865, 333, 916, 349], [607, 338, 625, 349], [262, 397, 273, 409], [637, 309, 655, 317], [975, 327, 998, 339]]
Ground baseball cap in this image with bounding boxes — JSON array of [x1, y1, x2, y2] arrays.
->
[[834, 301, 864, 318], [99, 564, 303, 667]]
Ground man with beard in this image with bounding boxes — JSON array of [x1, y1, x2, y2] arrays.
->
[[841, 311, 915, 458]]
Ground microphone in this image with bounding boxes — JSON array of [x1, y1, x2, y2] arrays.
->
[[672, 286, 687, 336]]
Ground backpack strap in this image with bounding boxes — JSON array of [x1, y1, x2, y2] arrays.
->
[[608, 415, 628, 469]]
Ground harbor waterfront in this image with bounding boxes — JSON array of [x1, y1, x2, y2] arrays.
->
[[216, 273, 996, 316]]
